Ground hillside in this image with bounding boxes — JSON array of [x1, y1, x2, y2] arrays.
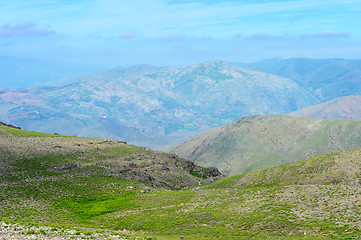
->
[[2, 126, 361, 239], [168, 115, 361, 176], [290, 95, 361, 120], [212, 148, 361, 188], [234, 58, 361, 101], [0, 61, 316, 149], [0, 125, 222, 191]]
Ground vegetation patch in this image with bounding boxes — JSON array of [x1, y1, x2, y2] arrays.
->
[[60, 192, 137, 219]]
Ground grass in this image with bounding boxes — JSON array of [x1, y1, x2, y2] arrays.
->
[[169, 115, 361, 176], [2, 126, 361, 239], [0, 126, 69, 137]]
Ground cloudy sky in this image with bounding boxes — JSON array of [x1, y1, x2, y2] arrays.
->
[[0, 0, 360, 67]]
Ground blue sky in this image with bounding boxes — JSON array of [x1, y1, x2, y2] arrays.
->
[[0, 0, 360, 67]]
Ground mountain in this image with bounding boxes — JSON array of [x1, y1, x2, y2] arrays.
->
[[0, 55, 107, 88], [0, 61, 316, 149], [234, 58, 361, 101], [290, 95, 361, 120], [168, 115, 361, 176], [2, 124, 361, 239]]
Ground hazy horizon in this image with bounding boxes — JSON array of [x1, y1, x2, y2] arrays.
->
[[1, 0, 360, 68]]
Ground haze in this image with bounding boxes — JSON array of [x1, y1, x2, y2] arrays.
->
[[1, 0, 360, 68]]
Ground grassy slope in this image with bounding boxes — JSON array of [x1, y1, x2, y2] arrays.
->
[[168, 115, 361, 176], [1, 126, 361, 239], [93, 148, 361, 239]]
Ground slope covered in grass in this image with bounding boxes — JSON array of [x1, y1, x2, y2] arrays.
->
[[211, 148, 361, 189], [168, 115, 361, 176], [0, 125, 222, 239], [2, 131, 361, 239]]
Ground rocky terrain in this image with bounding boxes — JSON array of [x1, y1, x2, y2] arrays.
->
[[0, 125, 222, 190], [0, 221, 131, 240]]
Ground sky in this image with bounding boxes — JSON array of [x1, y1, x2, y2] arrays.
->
[[0, 0, 360, 67]]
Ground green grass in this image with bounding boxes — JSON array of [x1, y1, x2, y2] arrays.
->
[[60, 192, 138, 219], [2, 126, 361, 239], [99, 144, 150, 158], [0, 126, 69, 137], [169, 115, 361, 176]]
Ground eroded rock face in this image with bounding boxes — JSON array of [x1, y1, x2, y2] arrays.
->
[[0, 126, 223, 190], [109, 152, 224, 190]]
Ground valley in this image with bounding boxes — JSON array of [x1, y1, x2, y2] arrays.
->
[[2, 0, 361, 239], [2, 58, 361, 239], [1, 124, 361, 239]]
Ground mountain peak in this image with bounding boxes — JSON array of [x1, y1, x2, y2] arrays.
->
[[190, 60, 233, 69]]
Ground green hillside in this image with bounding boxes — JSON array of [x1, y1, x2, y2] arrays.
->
[[2, 125, 361, 239], [168, 115, 361, 176]]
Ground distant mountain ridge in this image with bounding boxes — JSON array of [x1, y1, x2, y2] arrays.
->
[[290, 95, 361, 120], [0, 61, 316, 149], [168, 115, 361, 176], [234, 58, 361, 101]]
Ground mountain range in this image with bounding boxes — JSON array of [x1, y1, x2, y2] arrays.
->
[[0, 61, 316, 149], [235, 58, 361, 101]]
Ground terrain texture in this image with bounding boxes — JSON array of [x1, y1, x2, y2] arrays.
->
[[0, 61, 316, 149], [1, 125, 361, 239], [235, 58, 361, 101], [0, 125, 222, 191], [168, 115, 361, 176]]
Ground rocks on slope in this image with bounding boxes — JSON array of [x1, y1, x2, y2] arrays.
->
[[0, 126, 222, 190]]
